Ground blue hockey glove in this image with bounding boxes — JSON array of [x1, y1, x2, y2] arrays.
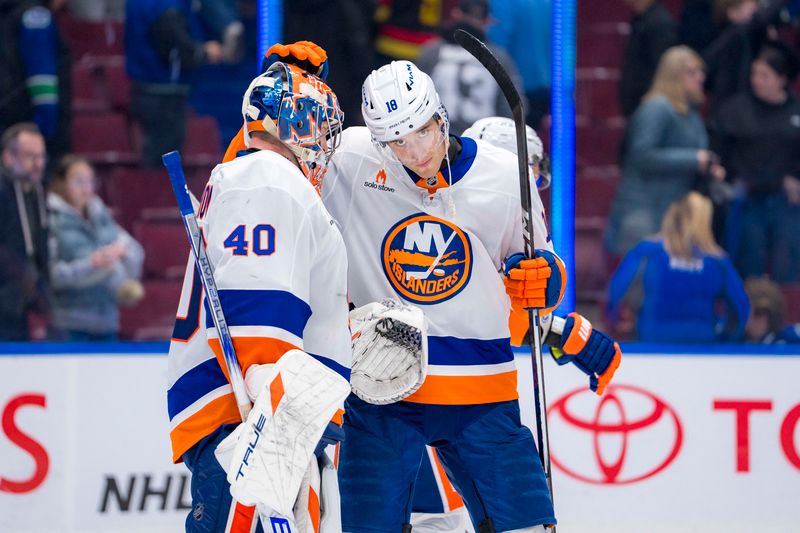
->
[[551, 313, 621, 395]]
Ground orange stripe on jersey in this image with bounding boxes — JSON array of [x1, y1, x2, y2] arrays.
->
[[403, 372, 519, 405], [227, 501, 257, 533], [224, 126, 247, 163], [309, 485, 321, 533], [170, 392, 241, 463], [430, 449, 464, 511], [208, 336, 300, 380], [270, 373, 285, 414], [331, 408, 344, 425], [509, 308, 529, 347]]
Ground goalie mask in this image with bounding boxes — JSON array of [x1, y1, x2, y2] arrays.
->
[[361, 60, 449, 144], [463, 116, 551, 190], [242, 62, 344, 192]]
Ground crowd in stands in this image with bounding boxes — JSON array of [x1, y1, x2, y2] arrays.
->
[[0, 0, 797, 343]]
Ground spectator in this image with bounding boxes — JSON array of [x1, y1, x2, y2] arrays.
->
[[619, 0, 679, 117], [708, 41, 800, 281], [373, 0, 457, 66], [125, 0, 226, 167], [0, 123, 50, 341], [606, 46, 725, 257], [416, 0, 526, 134], [47, 155, 144, 341], [487, 0, 551, 128], [284, 0, 373, 126], [744, 277, 800, 343], [0, 0, 71, 162], [607, 192, 750, 342], [702, 0, 788, 111], [679, 0, 714, 53]]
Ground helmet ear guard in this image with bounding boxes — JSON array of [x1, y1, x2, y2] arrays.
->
[[242, 62, 344, 191]]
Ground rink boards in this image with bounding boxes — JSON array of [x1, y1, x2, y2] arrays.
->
[[0, 342, 798, 533]]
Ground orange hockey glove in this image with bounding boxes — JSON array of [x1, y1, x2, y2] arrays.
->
[[503, 250, 566, 315], [262, 41, 329, 79]]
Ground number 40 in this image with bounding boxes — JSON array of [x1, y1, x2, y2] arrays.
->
[[223, 224, 275, 256]]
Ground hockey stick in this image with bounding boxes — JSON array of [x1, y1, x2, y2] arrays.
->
[[164, 151, 304, 531], [163, 150, 252, 422], [453, 29, 555, 506]]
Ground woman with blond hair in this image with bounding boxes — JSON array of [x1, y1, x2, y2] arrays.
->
[[606, 45, 726, 257], [607, 192, 749, 342]]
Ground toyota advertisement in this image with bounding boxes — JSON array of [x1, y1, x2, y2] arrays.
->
[[1, 344, 799, 532]]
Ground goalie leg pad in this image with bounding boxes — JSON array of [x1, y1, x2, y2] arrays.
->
[[215, 350, 350, 518]]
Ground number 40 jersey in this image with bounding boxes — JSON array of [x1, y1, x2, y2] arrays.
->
[[166, 150, 351, 463]]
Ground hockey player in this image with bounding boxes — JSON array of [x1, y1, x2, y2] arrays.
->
[[167, 61, 352, 532], [223, 44, 621, 533], [322, 62, 620, 532]]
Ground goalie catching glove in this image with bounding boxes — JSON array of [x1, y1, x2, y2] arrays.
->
[[349, 299, 428, 405], [545, 313, 622, 396]]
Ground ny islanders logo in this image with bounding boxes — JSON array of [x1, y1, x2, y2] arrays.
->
[[382, 214, 472, 304]]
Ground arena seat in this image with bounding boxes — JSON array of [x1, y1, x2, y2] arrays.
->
[[104, 59, 131, 112], [119, 280, 182, 341], [71, 62, 109, 113], [71, 112, 138, 164], [134, 221, 189, 280], [58, 16, 124, 61], [782, 284, 800, 324], [183, 115, 223, 166], [576, 68, 621, 119], [574, 217, 609, 302], [576, 166, 619, 218], [106, 167, 174, 230]]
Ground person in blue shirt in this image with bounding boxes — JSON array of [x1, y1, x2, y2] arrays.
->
[[125, 0, 225, 167], [608, 191, 750, 342], [0, 0, 71, 161]]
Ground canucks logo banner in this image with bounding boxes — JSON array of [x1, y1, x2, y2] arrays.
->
[[381, 214, 473, 304]]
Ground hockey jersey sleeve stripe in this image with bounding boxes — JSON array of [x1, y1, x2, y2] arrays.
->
[[208, 336, 301, 378], [308, 352, 351, 380], [205, 289, 312, 338], [169, 392, 241, 463], [403, 372, 519, 405], [426, 337, 514, 366], [167, 357, 231, 420]]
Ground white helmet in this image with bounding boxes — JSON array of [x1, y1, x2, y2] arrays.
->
[[361, 60, 448, 143], [462, 116, 550, 190]]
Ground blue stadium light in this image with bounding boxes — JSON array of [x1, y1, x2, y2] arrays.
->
[[257, 0, 283, 73], [551, 0, 576, 313]]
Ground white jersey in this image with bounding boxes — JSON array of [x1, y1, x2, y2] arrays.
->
[[167, 150, 351, 462], [323, 127, 555, 405]]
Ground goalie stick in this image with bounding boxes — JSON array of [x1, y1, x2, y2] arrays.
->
[[163, 151, 301, 532], [453, 29, 556, 510]]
